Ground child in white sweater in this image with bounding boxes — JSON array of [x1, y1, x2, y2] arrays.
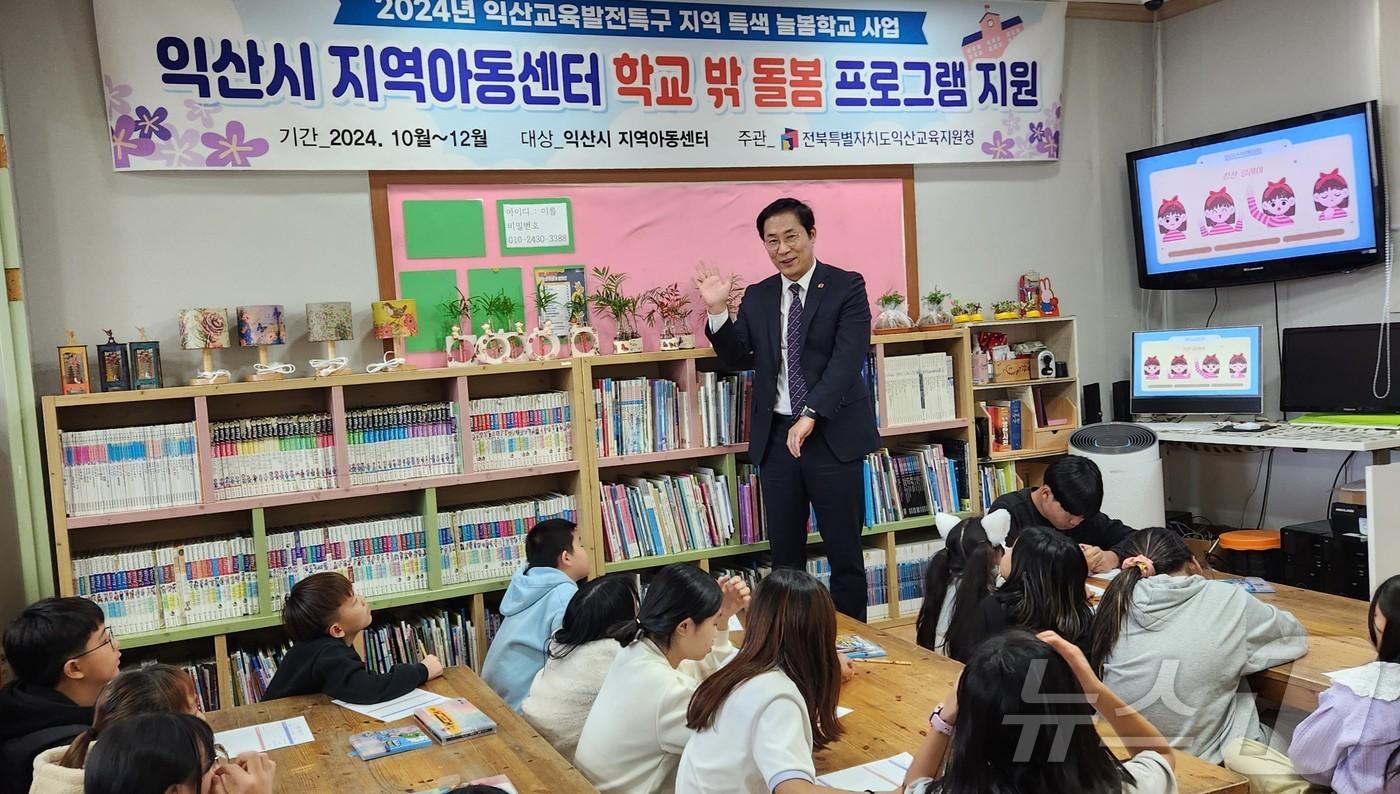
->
[[574, 564, 750, 794], [520, 573, 639, 761]]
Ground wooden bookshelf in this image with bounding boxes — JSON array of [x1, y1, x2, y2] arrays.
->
[[38, 328, 981, 700]]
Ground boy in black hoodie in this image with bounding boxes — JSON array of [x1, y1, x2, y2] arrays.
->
[[0, 597, 120, 794], [989, 456, 1135, 573], [261, 572, 444, 704]]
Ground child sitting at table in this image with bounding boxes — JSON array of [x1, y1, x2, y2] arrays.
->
[[677, 569, 897, 794], [1224, 573, 1400, 794], [902, 629, 1178, 793], [261, 572, 443, 704], [481, 518, 591, 711], [521, 573, 640, 761], [1088, 527, 1308, 764], [574, 565, 749, 794], [947, 525, 1092, 663], [84, 711, 275, 794], [914, 510, 1010, 656]]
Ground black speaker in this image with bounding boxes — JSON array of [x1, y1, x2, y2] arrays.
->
[[1111, 380, 1131, 422], [1081, 383, 1103, 425]]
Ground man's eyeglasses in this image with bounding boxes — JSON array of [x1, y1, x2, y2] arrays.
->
[[69, 626, 116, 660]]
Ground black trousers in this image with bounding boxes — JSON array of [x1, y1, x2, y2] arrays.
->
[[760, 414, 868, 621]]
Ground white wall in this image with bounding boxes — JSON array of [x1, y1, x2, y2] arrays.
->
[[1157, 0, 1394, 529]]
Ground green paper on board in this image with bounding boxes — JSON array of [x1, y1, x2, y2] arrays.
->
[[467, 267, 527, 332], [399, 269, 461, 353], [403, 199, 486, 259]]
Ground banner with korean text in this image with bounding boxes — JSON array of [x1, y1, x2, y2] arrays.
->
[[93, 0, 1066, 171]]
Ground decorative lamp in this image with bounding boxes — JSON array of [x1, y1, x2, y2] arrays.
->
[[237, 304, 294, 381], [178, 307, 231, 385], [306, 301, 354, 377], [371, 299, 419, 372]]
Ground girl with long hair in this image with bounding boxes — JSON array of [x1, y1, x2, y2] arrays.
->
[[1226, 574, 1400, 793], [82, 711, 275, 794], [574, 565, 749, 794], [520, 573, 640, 761], [1089, 527, 1307, 764], [902, 629, 1177, 793], [677, 569, 890, 794], [914, 511, 1010, 655], [948, 525, 1091, 662]]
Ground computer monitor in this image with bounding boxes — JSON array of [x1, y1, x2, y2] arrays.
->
[[1281, 323, 1400, 413], [1131, 326, 1263, 415]]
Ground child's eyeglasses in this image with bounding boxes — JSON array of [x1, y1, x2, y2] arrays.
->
[[68, 627, 116, 660]]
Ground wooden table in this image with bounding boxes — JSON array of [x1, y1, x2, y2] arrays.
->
[[205, 668, 593, 793], [1091, 571, 1374, 712], [827, 615, 1248, 794]]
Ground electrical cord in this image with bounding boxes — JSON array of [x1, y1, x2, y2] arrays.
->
[[1205, 287, 1219, 328], [1272, 282, 1282, 361], [1255, 448, 1275, 530], [1237, 450, 1268, 530]]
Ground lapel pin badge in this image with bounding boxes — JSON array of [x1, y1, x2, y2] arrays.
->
[[817, 283, 825, 289]]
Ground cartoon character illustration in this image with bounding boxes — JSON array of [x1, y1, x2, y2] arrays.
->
[[1168, 354, 1190, 379], [1197, 353, 1221, 379], [1247, 178, 1296, 227], [1314, 169, 1350, 221], [1156, 196, 1188, 242], [1228, 352, 1248, 379], [1200, 187, 1244, 236], [1143, 355, 1161, 380]]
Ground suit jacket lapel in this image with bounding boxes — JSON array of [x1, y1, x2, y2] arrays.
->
[[797, 260, 829, 343], [768, 276, 782, 365]]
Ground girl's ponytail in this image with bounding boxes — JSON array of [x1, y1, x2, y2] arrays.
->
[[915, 547, 954, 650], [1087, 528, 1193, 672]]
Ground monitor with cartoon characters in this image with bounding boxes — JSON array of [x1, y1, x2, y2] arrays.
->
[[1132, 326, 1263, 415], [1128, 102, 1385, 290]]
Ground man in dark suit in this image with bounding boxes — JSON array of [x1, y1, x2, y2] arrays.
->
[[695, 198, 880, 620]]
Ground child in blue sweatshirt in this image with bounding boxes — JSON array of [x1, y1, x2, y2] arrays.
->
[[482, 518, 590, 711]]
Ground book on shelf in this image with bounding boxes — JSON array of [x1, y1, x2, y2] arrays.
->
[[73, 536, 259, 634], [438, 493, 577, 585], [807, 548, 889, 621], [230, 643, 290, 707], [979, 399, 1022, 453], [883, 352, 957, 427], [895, 537, 946, 618], [60, 422, 201, 516], [415, 697, 497, 743], [736, 462, 766, 545], [978, 460, 1021, 507], [697, 370, 754, 447], [863, 440, 967, 526], [346, 402, 461, 486], [267, 513, 428, 610], [599, 467, 734, 561], [862, 352, 880, 425], [362, 607, 478, 675], [159, 658, 220, 713], [470, 392, 573, 471], [593, 376, 688, 458], [210, 413, 336, 501]]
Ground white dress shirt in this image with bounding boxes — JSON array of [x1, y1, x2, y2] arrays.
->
[[707, 265, 815, 416]]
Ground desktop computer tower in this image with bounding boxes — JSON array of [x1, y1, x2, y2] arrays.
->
[[1279, 519, 1370, 600], [1333, 532, 1370, 600]]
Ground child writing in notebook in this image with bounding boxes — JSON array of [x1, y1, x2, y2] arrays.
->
[[1225, 573, 1400, 794], [947, 525, 1092, 662], [914, 510, 1011, 656], [481, 518, 590, 711], [520, 573, 639, 761], [261, 572, 443, 704], [902, 630, 1177, 793], [677, 568, 897, 794], [83, 712, 276, 794], [574, 564, 749, 794], [1088, 527, 1307, 764]]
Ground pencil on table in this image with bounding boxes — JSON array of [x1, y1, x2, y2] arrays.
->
[[853, 658, 912, 666]]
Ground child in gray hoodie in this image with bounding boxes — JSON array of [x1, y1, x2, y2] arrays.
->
[[1088, 527, 1308, 764]]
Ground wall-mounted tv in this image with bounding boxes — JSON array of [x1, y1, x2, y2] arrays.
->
[[1127, 101, 1385, 290]]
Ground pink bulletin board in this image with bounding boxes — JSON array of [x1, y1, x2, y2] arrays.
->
[[381, 175, 912, 368]]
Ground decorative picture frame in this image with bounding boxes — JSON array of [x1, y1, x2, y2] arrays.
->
[[129, 338, 163, 389], [58, 332, 90, 395], [97, 330, 131, 392]]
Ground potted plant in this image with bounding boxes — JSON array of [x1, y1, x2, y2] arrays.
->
[[992, 300, 1022, 320], [440, 287, 472, 336], [527, 282, 562, 360], [874, 289, 914, 332], [1020, 298, 1042, 319], [589, 266, 644, 354], [566, 281, 597, 357], [468, 289, 519, 331], [643, 282, 696, 350], [919, 287, 953, 328], [963, 301, 984, 322]]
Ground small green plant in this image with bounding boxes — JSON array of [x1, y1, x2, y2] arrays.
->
[[567, 283, 590, 325], [991, 300, 1021, 314], [469, 289, 519, 329], [440, 287, 471, 328], [877, 289, 906, 309], [643, 283, 694, 337], [962, 300, 982, 315], [923, 287, 951, 306], [589, 266, 642, 339], [534, 281, 559, 318]]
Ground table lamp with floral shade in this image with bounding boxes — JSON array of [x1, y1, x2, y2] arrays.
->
[[238, 304, 294, 381], [371, 298, 419, 372], [178, 307, 232, 385], [306, 301, 354, 377]]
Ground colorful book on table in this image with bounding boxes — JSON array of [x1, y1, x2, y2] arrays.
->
[[414, 697, 497, 743], [349, 725, 433, 760], [835, 634, 887, 659]]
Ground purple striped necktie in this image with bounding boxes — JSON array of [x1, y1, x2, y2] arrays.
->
[[787, 283, 808, 416]]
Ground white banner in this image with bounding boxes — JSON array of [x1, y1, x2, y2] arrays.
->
[[92, 0, 1066, 170]]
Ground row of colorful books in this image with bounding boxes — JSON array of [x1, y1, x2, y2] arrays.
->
[[72, 536, 260, 634], [883, 353, 958, 427], [806, 548, 891, 621], [210, 413, 336, 501], [979, 399, 1025, 453], [594, 376, 689, 458], [599, 467, 734, 561], [469, 392, 573, 470], [437, 493, 578, 585], [863, 441, 968, 526], [895, 537, 946, 618], [230, 643, 288, 707], [267, 515, 429, 610], [361, 607, 478, 675], [178, 659, 221, 713], [735, 462, 766, 545], [978, 460, 1021, 507], [60, 422, 201, 516], [346, 402, 461, 486], [697, 370, 754, 447]]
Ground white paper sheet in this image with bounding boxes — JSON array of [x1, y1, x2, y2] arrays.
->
[[837, 706, 853, 718], [333, 688, 451, 722], [214, 716, 315, 756], [817, 753, 914, 789], [728, 614, 743, 631]]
